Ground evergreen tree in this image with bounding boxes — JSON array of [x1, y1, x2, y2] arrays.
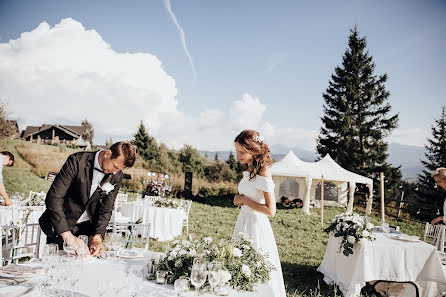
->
[[316, 26, 401, 192], [132, 121, 159, 161], [81, 119, 94, 145], [179, 144, 205, 175], [105, 137, 113, 148], [226, 151, 237, 170], [418, 106, 446, 209], [214, 152, 219, 162]]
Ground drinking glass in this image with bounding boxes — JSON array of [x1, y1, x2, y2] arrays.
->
[[110, 233, 123, 259], [63, 239, 76, 255], [208, 261, 221, 294], [190, 258, 207, 295], [69, 257, 82, 297], [381, 222, 390, 238], [42, 243, 59, 287], [156, 270, 167, 284], [174, 276, 190, 296], [129, 265, 144, 296]]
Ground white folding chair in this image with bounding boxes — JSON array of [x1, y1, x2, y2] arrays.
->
[[0, 223, 41, 266], [114, 193, 128, 211], [179, 199, 192, 234], [112, 223, 151, 250], [423, 222, 445, 250], [12, 205, 46, 225]]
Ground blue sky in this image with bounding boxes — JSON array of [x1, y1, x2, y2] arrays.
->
[[0, 0, 445, 151]]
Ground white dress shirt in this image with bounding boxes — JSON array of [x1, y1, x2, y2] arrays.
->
[[76, 151, 105, 224]]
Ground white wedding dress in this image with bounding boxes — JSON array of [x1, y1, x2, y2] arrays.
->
[[233, 171, 286, 297]]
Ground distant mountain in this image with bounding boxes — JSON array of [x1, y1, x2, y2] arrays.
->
[[200, 142, 426, 180]]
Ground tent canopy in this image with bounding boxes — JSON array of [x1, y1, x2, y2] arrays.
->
[[271, 151, 372, 185]]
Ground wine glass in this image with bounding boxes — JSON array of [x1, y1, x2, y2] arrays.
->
[[110, 233, 123, 259], [208, 261, 221, 294], [41, 243, 58, 288], [381, 222, 390, 238], [190, 258, 207, 295], [69, 257, 82, 297], [128, 265, 144, 297], [63, 239, 76, 255], [174, 276, 190, 296]]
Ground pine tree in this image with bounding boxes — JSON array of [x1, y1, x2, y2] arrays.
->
[[214, 152, 219, 162], [316, 26, 401, 192], [418, 106, 446, 209], [81, 119, 94, 145], [226, 151, 237, 170], [132, 121, 159, 161]]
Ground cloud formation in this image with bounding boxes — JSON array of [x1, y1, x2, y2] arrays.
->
[[0, 18, 319, 152]]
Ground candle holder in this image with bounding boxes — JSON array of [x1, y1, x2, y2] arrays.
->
[[156, 270, 167, 284]]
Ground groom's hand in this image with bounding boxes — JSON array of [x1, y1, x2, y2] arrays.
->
[[90, 234, 105, 257]]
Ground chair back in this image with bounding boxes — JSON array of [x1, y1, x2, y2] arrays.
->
[[424, 222, 445, 250], [178, 199, 192, 233], [114, 193, 128, 211], [111, 223, 151, 250], [0, 223, 42, 266], [12, 205, 45, 225]]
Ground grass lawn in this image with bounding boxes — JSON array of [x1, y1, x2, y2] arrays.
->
[[1, 139, 426, 297]]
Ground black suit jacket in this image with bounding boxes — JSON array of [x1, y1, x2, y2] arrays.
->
[[39, 151, 123, 239]]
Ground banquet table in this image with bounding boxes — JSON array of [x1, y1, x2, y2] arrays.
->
[[0, 253, 273, 297], [317, 232, 446, 297], [120, 202, 186, 241]]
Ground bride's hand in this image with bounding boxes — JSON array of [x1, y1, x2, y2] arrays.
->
[[234, 195, 245, 207]]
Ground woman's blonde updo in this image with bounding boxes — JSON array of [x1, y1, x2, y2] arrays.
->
[[234, 129, 272, 180], [432, 168, 446, 180]]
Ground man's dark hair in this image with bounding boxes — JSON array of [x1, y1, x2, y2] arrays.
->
[[109, 142, 136, 168], [0, 151, 14, 167]]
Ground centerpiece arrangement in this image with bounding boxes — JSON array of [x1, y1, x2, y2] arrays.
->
[[157, 234, 274, 292], [153, 199, 180, 209], [324, 212, 375, 257]]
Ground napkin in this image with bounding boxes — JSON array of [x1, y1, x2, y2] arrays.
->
[[0, 285, 40, 297], [119, 248, 145, 258], [0, 265, 43, 276]]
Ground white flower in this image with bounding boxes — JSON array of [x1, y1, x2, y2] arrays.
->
[[233, 248, 242, 257], [170, 250, 178, 258], [188, 249, 196, 257], [241, 264, 251, 277], [204, 237, 213, 244], [179, 249, 187, 256], [238, 232, 249, 240], [242, 245, 250, 250], [168, 255, 173, 261], [219, 269, 232, 283], [100, 182, 115, 194], [347, 236, 356, 244], [352, 217, 359, 224], [366, 223, 374, 230], [362, 230, 370, 237]]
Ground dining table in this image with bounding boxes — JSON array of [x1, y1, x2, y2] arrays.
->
[[317, 231, 446, 297], [119, 201, 186, 241], [0, 250, 274, 297]]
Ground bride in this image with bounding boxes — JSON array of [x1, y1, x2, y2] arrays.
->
[[232, 130, 286, 297]]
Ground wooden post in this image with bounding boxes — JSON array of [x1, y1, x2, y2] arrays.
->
[[380, 172, 385, 223], [321, 175, 324, 224], [397, 191, 405, 218]]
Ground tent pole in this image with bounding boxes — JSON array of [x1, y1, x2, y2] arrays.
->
[[321, 175, 324, 224], [380, 172, 385, 223]]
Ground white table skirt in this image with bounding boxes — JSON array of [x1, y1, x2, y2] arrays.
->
[[120, 202, 185, 241], [3, 256, 272, 297], [318, 233, 446, 297]]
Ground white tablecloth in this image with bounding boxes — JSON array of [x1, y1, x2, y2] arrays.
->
[[120, 202, 185, 241], [1, 255, 273, 297], [318, 233, 446, 297]]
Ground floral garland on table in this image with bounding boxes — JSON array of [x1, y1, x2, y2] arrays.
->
[[24, 192, 46, 206], [153, 199, 180, 209], [324, 212, 375, 257], [158, 234, 274, 291]]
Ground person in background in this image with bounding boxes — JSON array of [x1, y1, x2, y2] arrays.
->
[[430, 168, 446, 225], [0, 151, 14, 206]]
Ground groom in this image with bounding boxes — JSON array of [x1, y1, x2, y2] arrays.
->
[[39, 142, 136, 256]]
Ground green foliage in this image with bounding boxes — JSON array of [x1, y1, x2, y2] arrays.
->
[[105, 137, 113, 148], [132, 121, 159, 161], [418, 106, 446, 210], [81, 118, 94, 145], [178, 144, 205, 174], [0, 102, 16, 140], [204, 161, 237, 182], [316, 26, 401, 193]]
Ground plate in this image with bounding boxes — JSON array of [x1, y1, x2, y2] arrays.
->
[[391, 234, 419, 242], [118, 250, 144, 259], [0, 265, 43, 279]]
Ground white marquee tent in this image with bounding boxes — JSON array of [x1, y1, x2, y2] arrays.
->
[[271, 151, 373, 214]]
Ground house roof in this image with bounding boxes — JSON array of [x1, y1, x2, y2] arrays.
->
[[21, 124, 86, 139]]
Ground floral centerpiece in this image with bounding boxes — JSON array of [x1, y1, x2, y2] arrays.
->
[[158, 234, 274, 291], [153, 199, 180, 209], [24, 191, 46, 206], [324, 212, 375, 257]]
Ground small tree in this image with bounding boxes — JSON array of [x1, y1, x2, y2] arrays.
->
[[214, 152, 220, 162], [132, 121, 159, 161], [0, 102, 15, 140], [418, 106, 446, 211], [81, 119, 94, 145], [105, 137, 113, 148], [178, 144, 205, 175]]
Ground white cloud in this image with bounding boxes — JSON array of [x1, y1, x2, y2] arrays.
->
[[0, 18, 183, 146], [230, 93, 266, 131], [388, 128, 427, 147]]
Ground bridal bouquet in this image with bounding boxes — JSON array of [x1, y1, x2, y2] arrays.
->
[[153, 199, 180, 209], [324, 212, 375, 257], [158, 234, 274, 291]]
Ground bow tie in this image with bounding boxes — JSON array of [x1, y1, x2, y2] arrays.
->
[[94, 167, 105, 174]]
